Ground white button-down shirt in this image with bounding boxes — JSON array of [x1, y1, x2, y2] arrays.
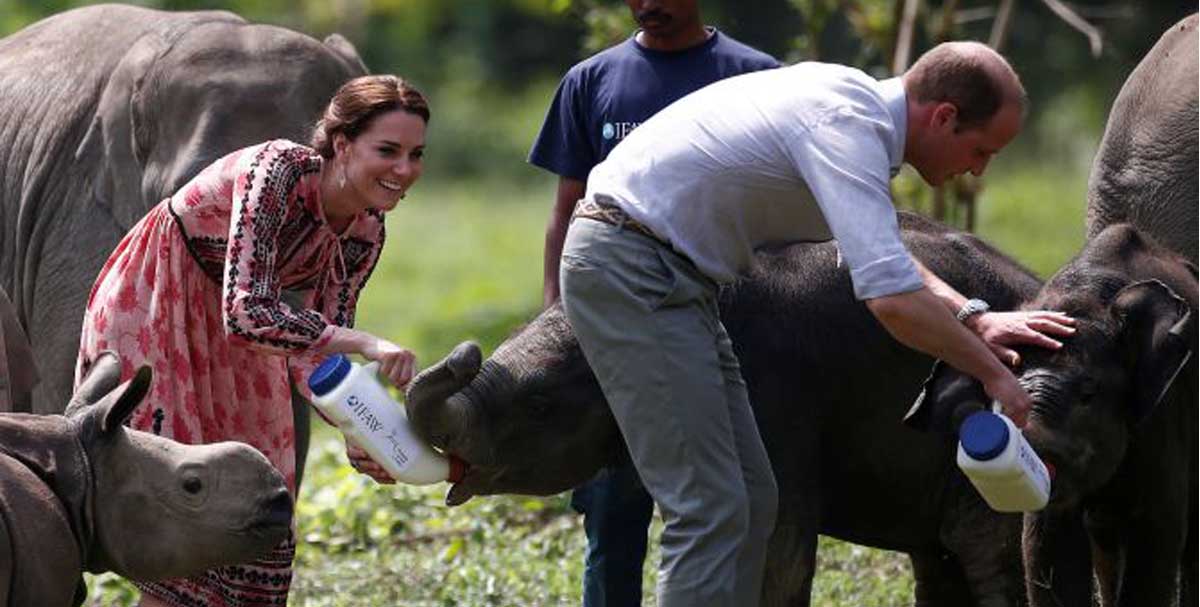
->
[[586, 62, 923, 300]]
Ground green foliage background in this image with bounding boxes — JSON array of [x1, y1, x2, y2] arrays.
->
[[1, 1, 1188, 605]]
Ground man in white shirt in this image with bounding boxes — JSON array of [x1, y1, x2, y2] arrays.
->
[[559, 42, 1075, 607]]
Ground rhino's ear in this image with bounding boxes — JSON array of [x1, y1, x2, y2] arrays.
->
[[65, 351, 124, 418], [903, 360, 990, 434], [101, 366, 153, 434], [1113, 279, 1194, 424]]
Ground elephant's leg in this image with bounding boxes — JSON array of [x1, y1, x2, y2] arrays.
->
[[1182, 483, 1197, 607], [1084, 511, 1121, 607], [30, 206, 124, 414], [1117, 531, 1181, 606], [760, 519, 818, 607], [940, 487, 1025, 606], [1024, 508, 1094, 607], [290, 381, 311, 493], [909, 550, 973, 607]]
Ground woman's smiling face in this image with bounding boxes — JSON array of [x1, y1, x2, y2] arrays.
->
[[335, 109, 427, 215]]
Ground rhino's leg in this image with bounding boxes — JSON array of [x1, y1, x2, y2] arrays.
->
[[909, 550, 972, 607]]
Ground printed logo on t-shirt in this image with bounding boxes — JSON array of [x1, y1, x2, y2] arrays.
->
[[602, 121, 641, 141]]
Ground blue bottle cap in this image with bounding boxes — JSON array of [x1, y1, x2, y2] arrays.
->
[[960, 410, 1009, 461], [308, 354, 351, 396]]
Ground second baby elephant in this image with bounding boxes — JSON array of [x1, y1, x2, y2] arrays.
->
[[405, 212, 1041, 606], [0, 352, 293, 607], [914, 225, 1197, 606]]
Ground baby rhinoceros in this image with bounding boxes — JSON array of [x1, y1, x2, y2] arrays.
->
[[0, 352, 292, 607]]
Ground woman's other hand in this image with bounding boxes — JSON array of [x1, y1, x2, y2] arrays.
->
[[362, 337, 418, 389], [322, 327, 418, 389], [345, 442, 395, 484]]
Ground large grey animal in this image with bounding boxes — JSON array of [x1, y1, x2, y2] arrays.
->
[[406, 213, 1040, 606], [0, 287, 35, 412], [1086, 14, 1198, 262], [0, 3, 366, 485], [913, 225, 1197, 606], [0, 352, 293, 607]]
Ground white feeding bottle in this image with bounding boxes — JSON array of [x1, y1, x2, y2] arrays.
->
[[308, 354, 465, 485], [957, 408, 1053, 512]]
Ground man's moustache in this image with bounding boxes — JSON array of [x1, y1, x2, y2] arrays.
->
[[636, 10, 671, 25]]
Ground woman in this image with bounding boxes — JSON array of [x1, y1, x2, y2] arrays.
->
[[75, 74, 426, 606]]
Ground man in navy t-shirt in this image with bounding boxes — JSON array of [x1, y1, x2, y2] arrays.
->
[[527, 1, 777, 604]]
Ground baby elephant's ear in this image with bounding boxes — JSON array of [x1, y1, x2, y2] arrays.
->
[[904, 360, 990, 435], [1113, 279, 1194, 424], [101, 366, 153, 434]]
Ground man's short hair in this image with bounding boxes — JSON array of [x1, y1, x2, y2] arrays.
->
[[906, 42, 1026, 131]]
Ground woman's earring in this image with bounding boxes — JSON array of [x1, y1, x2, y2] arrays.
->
[[338, 163, 347, 189]]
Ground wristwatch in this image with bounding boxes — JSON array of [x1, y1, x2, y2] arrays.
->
[[956, 298, 991, 322]]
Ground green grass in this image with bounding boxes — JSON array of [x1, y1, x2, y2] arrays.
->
[[84, 155, 1091, 605]]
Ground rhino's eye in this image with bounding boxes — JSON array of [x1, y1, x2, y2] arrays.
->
[[183, 476, 204, 494]]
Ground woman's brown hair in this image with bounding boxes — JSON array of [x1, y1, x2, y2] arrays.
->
[[311, 75, 430, 158]]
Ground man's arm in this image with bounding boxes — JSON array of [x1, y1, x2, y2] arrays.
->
[[911, 258, 1075, 366], [542, 177, 586, 309], [865, 287, 1035, 425]]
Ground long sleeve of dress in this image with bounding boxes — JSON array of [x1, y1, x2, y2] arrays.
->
[[223, 145, 334, 355]]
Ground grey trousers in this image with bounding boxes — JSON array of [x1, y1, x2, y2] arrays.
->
[[560, 217, 778, 607]]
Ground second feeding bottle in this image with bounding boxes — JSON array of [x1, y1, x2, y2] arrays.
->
[[308, 354, 465, 485], [957, 408, 1053, 512]]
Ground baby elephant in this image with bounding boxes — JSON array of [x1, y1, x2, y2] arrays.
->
[[912, 224, 1197, 606], [0, 352, 292, 607]]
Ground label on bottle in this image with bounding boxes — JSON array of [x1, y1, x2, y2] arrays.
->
[[1017, 438, 1051, 492], [382, 428, 412, 469], [347, 394, 385, 434]]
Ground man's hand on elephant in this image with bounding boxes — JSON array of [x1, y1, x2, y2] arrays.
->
[[980, 370, 1033, 428], [965, 310, 1076, 367], [345, 443, 395, 484]]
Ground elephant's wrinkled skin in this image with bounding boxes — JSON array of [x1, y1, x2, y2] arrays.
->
[[915, 225, 1197, 606], [1086, 14, 1198, 262], [407, 213, 1041, 606], [0, 3, 366, 486], [0, 352, 292, 607]]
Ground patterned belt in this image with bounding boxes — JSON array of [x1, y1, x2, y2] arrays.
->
[[572, 198, 665, 244]]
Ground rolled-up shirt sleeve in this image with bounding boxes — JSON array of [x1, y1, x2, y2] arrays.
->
[[790, 108, 923, 300], [223, 145, 331, 354]]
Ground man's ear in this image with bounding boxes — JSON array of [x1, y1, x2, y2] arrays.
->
[[931, 102, 958, 130]]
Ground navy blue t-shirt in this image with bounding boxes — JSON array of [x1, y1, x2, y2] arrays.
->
[[528, 29, 780, 181]]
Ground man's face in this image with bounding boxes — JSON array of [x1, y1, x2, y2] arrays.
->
[[914, 101, 1022, 186], [625, 0, 700, 39]]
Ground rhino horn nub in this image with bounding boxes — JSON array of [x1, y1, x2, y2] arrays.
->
[[405, 341, 482, 444]]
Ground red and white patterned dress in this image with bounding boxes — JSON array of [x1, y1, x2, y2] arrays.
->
[[75, 140, 384, 606]]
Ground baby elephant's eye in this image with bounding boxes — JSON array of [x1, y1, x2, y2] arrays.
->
[[182, 476, 204, 494], [1079, 378, 1098, 404]]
